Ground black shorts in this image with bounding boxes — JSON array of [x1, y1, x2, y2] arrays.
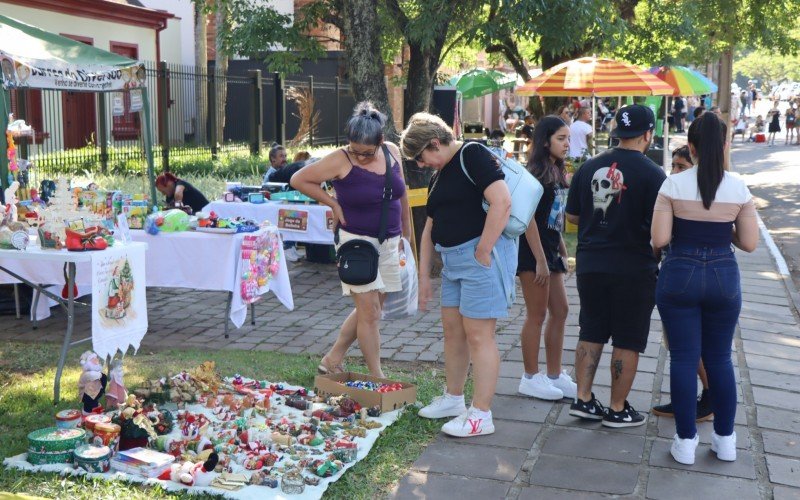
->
[[577, 272, 656, 353]]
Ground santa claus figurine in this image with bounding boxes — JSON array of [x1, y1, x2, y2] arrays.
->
[[78, 351, 107, 415], [106, 358, 127, 410], [158, 451, 218, 487]]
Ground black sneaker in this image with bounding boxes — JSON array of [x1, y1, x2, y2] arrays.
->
[[696, 389, 714, 422], [651, 400, 674, 417], [569, 393, 606, 421], [602, 401, 646, 428]]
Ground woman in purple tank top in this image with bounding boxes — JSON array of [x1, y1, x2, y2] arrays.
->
[[292, 102, 411, 378]]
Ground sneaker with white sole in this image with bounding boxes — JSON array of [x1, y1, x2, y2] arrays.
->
[[569, 393, 606, 421], [711, 431, 737, 461], [441, 407, 495, 437], [602, 401, 646, 428], [670, 433, 699, 465], [518, 373, 564, 400], [418, 394, 467, 419], [284, 246, 301, 262], [551, 371, 577, 400]]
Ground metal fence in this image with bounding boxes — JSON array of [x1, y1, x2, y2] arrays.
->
[[7, 61, 354, 183]]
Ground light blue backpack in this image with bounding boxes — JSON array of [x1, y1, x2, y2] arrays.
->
[[459, 142, 544, 238]]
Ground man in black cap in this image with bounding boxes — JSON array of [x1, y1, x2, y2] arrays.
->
[[565, 104, 666, 428]]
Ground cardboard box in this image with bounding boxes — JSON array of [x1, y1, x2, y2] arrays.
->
[[314, 372, 417, 413]]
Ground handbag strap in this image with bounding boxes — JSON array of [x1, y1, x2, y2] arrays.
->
[[334, 144, 393, 245]]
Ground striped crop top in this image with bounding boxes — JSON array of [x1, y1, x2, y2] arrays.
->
[[654, 168, 756, 247]]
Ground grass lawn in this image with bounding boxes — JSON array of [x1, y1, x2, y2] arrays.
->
[[0, 342, 450, 499]]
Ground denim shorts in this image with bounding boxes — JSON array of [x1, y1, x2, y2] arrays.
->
[[436, 235, 518, 319]]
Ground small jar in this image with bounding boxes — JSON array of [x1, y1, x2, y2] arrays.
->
[[83, 414, 112, 442], [92, 422, 121, 454], [55, 409, 82, 429]]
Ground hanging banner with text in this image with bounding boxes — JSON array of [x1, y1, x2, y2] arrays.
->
[[1, 52, 145, 92]]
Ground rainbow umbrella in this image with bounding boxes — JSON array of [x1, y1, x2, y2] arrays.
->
[[648, 66, 717, 96], [516, 56, 674, 97], [448, 68, 517, 100]]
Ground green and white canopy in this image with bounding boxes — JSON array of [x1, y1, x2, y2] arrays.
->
[[0, 14, 144, 92]]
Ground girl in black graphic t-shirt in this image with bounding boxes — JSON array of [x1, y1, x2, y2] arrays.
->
[[516, 116, 576, 402]]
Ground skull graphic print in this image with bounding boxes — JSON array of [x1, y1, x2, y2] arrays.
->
[[591, 162, 626, 218]]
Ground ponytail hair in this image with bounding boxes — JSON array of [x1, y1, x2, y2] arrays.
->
[[345, 101, 386, 146], [155, 172, 178, 187], [687, 112, 726, 209]]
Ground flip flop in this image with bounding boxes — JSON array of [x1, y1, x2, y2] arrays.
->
[[317, 359, 345, 375]]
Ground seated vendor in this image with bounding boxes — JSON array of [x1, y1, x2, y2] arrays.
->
[[155, 172, 209, 215]]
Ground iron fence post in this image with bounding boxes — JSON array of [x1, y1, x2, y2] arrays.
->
[[157, 61, 170, 172], [97, 93, 108, 174], [335, 76, 340, 146], [308, 76, 314, 147], [250, 70, 263, 156], [208, 70, 218, 160], [274, 72, 285, 146]]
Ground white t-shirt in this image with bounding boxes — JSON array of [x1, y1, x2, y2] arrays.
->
[[569, 120, 593, 158]]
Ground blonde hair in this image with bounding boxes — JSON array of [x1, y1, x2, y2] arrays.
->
[[400, 112, 455, 159]]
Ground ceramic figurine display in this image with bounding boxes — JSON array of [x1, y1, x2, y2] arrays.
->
[[78, 351, 107, 416], [0, 182, 27, 250], [106, 359, 127, 410], [39, 177, 84, 244]]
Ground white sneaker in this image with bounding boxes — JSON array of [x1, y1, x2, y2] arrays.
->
[[284, 246, 301, 262], [518, 373, 564, 400], [551, 371, 577, 399], [418, 394, 467, 419], [441, 407, 495, 437], [711, 431, 737, 461], [670, 433, 699, 465]]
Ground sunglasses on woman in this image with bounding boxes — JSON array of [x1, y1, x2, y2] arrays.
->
[[346, 145, 379, 159]]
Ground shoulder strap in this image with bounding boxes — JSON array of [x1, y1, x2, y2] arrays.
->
[[458, 141, 487, 186], [377, 144, 393, 244]]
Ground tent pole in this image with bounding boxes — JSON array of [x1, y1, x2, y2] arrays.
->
[[0, 87, 9, 192], [141, 88, 157, 206], [663, 96, 669, 170], [591, 95, 597, 155]]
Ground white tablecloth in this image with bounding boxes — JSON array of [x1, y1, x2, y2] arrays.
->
[[0, 242, 149, 356], [204, 200, 334, 244], [130, 228, 293, 327]]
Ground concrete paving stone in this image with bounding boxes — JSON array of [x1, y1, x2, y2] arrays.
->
[[553, 406, 647, 436], [746, 354, 800, 376], [740, 301, 796, 318], [416, 352, 440, 362], [743, 340, 800, 361], [390, 471, 510, 500], [529, 454, 639, 494], [738, 318, 792, 334], [499, 361, 525, 378], [753, 386, 800, 411], [773, 485, 800, 500], [757, 407, 800, 434], [767, 455, 800, 488], [536, 350, 574, 365], [645, 469, 762, 500], [739, 309, 797, 325], [443, 420, 541, 449], [741, 330, 800, 345], [763, 430, 800, 459], [401, 344, 428, 354], [411, 439, 527, 481], [742, 292, 794, 306], [516, 486, 626, 499], [393, 352, 418, 362], [649, 440, 756, 479], [750, 370, 800, 392], [491, 395, 554, 423], [505, 349, 524, 362], [656, 418, 750, 449], [495, 376, 525, 396], [541, 427, 645, 464]]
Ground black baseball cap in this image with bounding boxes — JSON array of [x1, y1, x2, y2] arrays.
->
[[612, 104, 656, 138]]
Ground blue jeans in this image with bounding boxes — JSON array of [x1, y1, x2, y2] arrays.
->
[[656, 244, 741, 439]]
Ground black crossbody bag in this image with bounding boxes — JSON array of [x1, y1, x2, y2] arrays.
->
[[334, 144, 393, 286]]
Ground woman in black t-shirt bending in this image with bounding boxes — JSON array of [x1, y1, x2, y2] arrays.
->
[[401, 113, 517, 439], [516, 116, 576, 402], [155, 172, 210, 214]]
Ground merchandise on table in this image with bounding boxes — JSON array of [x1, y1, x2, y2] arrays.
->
[[196, 211, 260, 234], [240, 230, 282, 304], [270, 190, 317, 204], [344, 380, 405, 393], [73, 444, 112, 473], [144, 209, 190, 235], [110, 447, 176, 478], [315, 372, 417, 413], [83, 414, 112, 442], [91, 422, 121, 453], [55, 409, 82, 429]]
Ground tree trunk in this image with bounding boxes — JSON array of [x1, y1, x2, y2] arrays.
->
[[403, 26, 448, 122], [340, 0, 397, 140], [215, 3, 229, 144], [194, 0, 208, 144], [718, 48, 734, 170]]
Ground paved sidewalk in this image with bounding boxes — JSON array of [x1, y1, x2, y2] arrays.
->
[[389, 241, 800, 499]]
